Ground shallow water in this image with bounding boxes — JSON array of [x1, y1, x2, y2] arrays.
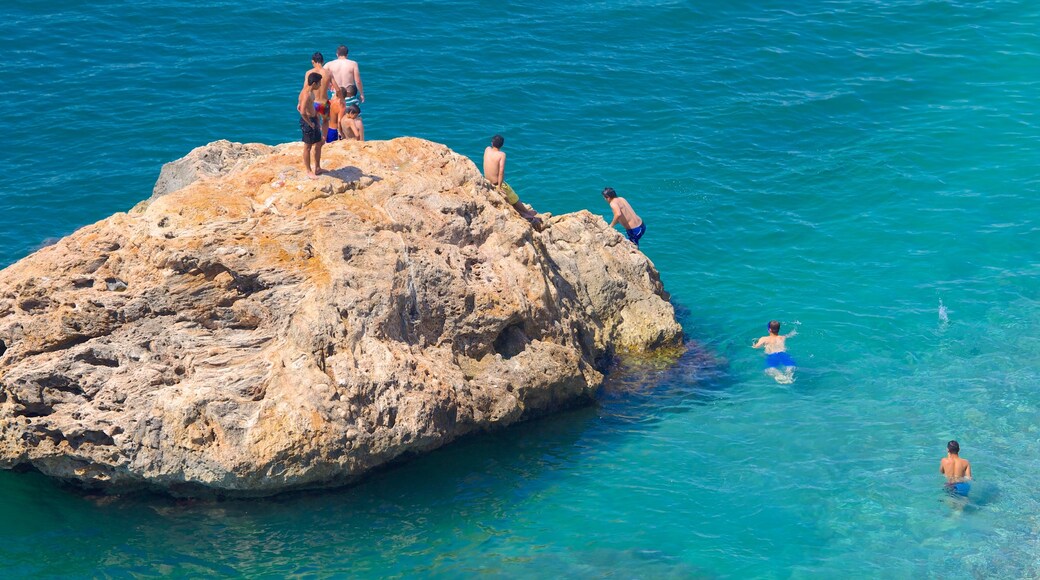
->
[[1, 0, 1039, 576]]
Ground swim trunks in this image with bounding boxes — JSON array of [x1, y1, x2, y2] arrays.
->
[[945, 481, 971, 497], [314, 100, 331, 118], [326, 128, 339, 142], [765, 351, 796, 368], [300, 116, 322, 145], [626, 223, 646, 246], [500, 182, 520, 205]]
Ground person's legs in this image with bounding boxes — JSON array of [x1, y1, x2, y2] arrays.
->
[[512, 202, 544, 230], [314, 141, 324, 175], [302, 142, 314, 177]]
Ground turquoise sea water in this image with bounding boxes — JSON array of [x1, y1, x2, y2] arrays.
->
[[2, 0, 1039, 576]]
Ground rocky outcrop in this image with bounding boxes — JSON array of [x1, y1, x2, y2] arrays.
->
[[0, 137, 683, 496]]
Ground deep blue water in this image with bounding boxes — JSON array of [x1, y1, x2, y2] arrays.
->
[[1, 0, 1039, 576]]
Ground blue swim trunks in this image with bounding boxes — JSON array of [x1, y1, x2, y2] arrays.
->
[[945, 481, 970, 497], [626, 223, 646, 246], [327, 128, 339, 142], [765, 352, 796, 368]]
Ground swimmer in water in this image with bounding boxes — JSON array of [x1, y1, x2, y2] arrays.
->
[[752, 320, 796, 384], [940, 440, 972, 497]]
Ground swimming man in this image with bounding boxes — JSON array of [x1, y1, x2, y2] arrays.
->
[[297, 72, 324, 178], [602, 187, 645, 247], [940, 440, 972, 497], [483, 135, 543, 230], [324, 45, 364, 102], [752, 320, 796, 384]]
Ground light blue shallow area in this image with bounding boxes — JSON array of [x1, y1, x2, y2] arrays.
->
[[1, 0, 1038, 576]]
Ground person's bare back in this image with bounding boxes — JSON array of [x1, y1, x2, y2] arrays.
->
[[608, 197, 642, 230], [753, 333, 787, 354], [481, 135, 542, 230], [940, 440, 972, 499], [325, 47, 364, 101], [483, 146, 506, 186], [940, 441, 972, 482], [752, 320, 797, 384]]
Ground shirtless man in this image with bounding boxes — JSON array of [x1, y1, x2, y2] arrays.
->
[[601, 187, 645, 247], [752, 320, 797, 384], [297, 72, 323, 178], [483, 135, 543, 229], [940, 440, 972, 497], [303, 52, 333, 147], [324, 45, 364, 103]]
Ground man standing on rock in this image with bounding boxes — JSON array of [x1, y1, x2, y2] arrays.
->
[[324, 45, 364, 103], [298, 73, 324, 178], [304, 52, 333, 148], [483, 135, 543, 230]]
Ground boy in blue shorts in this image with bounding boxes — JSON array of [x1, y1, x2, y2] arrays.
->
[[752, 320, 796, 384]]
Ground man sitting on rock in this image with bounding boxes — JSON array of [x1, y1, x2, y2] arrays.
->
[[483, 134, 543, 231]]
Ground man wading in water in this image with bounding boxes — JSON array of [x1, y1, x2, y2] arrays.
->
[[940, 440, 972, 498]]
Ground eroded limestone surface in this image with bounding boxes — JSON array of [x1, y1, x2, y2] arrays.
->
[[0, 137, 682, 496]]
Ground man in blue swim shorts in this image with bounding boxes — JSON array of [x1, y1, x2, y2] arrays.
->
[[752, 320, 797, 384], [940, 440, 972, 497], [602, 187, 645, 247]]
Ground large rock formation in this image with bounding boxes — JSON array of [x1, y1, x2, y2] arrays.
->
[[0, 138, 683, 496]]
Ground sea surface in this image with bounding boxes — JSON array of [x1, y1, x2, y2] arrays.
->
[[1, 0, 1039, 576]]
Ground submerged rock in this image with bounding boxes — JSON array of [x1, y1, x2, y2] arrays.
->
[[0, 137, 682, 496]]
